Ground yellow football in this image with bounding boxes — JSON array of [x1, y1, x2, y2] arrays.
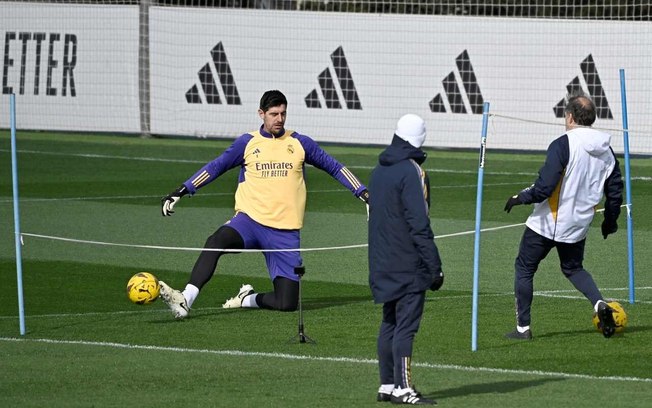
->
[[126, 272, 160, 305], [592, 301, 627, 333]]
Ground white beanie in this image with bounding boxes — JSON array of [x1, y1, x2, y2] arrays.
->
[[395, 114, 426, 148]]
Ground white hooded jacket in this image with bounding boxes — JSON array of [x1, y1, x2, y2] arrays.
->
[[524, 128, 617, 243]]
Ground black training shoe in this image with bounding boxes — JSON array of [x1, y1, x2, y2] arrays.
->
[[390, 387, 436, 405], [377, 392, 392, 402], [505, 329, 532, 340], [597, 302, 616, 338]]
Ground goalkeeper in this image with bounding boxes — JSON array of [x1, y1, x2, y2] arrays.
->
[[503, 91, 623, 340], [158, 90, 369, 319]]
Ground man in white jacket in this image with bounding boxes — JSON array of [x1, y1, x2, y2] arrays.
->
[[503, 92, 624, 340]]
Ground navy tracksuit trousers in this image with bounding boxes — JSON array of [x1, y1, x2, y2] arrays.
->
[[377, 291, 426, 388], [514, 227, 604, 327]]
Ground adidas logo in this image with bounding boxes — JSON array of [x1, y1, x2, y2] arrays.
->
[[553, 54, 613, 119], [305, 46, 362, 110], [430, 50, 484, 114], [186, 42, 241, 105]]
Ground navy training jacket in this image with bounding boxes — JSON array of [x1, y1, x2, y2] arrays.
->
[[368, 135, 443, 304]]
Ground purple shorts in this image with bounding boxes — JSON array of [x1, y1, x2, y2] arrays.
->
[[225, 212, 302, 282]]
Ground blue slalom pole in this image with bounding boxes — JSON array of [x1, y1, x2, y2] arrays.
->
[[471, 102, 490, 351], [10, 94, 26, 335], [619, 69, 635, 304]]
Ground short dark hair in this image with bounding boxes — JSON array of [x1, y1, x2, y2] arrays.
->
[[564, 91, 596, 126], [259, 90, 287, 112]]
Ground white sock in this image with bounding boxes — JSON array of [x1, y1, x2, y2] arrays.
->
[[241, 293, 259, 308], [517, 325, 530, 333], [182, 284, 199, 308], [392, 386, 414, 395], [378, 384, 394, 394], [594, 299, 606, 313]]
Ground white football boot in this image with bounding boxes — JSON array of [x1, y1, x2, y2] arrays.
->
[[222, 284, 255, 308], [159, 281, 189, 319]]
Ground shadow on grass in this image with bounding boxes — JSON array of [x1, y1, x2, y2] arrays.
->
[[302, 295, 372, 310], [617, 324, 652, 334], [148, 293, 373, 323], [478, 324, 651, 351], [533, 324, 651, 339], [431, 377, 566, 400]]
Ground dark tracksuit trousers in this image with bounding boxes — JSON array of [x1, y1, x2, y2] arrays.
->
[[514, 227, 604, 327], [377, 291, 426, 388]]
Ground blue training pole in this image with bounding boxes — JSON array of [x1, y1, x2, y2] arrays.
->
[[10, 93, 26, 335], [471, 102, 490, 351], [619, 69, 635, 304]]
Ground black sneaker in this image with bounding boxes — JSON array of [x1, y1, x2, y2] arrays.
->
[[597, 302, 616, 338], [390, 387, 436, 405], [505, 329, 532, 340], [377, 392, 392, 402]]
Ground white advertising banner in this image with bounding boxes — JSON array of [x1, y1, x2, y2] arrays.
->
[[0, 3, 140, 133], [150, 8, 651, 153]]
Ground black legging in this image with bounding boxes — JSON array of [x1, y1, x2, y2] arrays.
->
[[257, 276, 299, 312], [189, 225, 244, 289], [188, 225, 299, 311]]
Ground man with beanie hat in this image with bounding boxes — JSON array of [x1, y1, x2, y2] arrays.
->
[[368, 114, 444, 405]]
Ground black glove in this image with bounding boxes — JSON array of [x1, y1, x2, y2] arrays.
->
[[504, 195, 522, 213], [601, 218, 618, 239], [161, 185, 188, 216], [430, 272, 444, 291], [358, 189, 369, 204], [358, 189, 369, 220]]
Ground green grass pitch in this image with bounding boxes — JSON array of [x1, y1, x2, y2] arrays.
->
[[1, 131, 651, 407]]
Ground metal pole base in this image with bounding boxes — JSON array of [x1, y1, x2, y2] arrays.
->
[[287, 265, 316, 344], [287, 324, 316, 344]]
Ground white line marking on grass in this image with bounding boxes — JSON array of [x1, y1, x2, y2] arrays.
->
[[0, 183, 529, 204], [535, 287, 652, 304], [1, 337, 649, 383], [537, 286, 652, 293], [0, 149, 619, 179], [0, 307, 220, 320], [3, 148, 651, 181], [430, 288, 652, 305], [537, 287, 652, 293], [0, 192, 229, 203], [0, 309, 168, 319], [5, 148, 515, 175], [0, 149, 207, 164], [536, 294, 652, 305]]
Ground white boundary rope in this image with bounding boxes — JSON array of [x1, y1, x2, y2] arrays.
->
[[20, 232, 366, 253], [20, 222, 527, 253], [489, 112, 652, 137], [19, 205, 630, 254]]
